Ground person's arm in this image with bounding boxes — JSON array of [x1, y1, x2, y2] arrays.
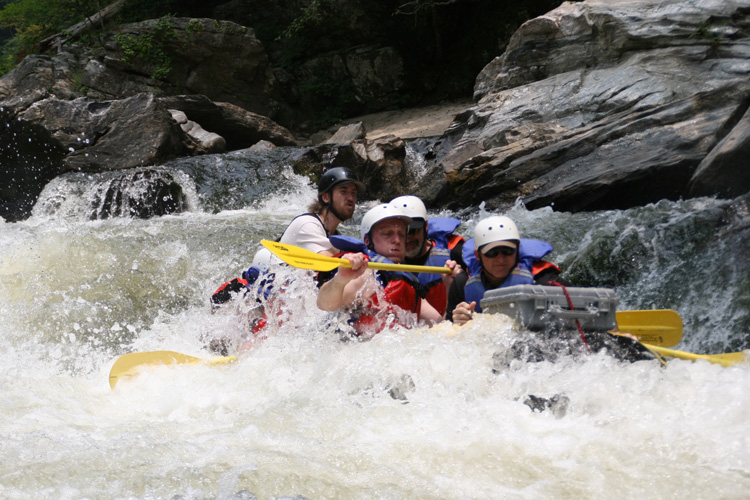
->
[[448, 270, 477, 326], [317, 253, 369, 311], [418, 297, 444, 325], [440, 260, 463, 315], [445, 272, 468, 322]]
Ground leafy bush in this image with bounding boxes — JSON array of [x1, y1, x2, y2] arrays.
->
[[0, 0, 96, 68], [115, 15, 176, 80]]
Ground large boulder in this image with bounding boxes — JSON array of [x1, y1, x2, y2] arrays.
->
[[93, 17, 282, 118], [17, 93, 187, 172], [0, 93, 190, 221], [158, 95, 297, 150], [0, 18, 282, 120], [0, 111, 66, 222], [290, 135, 411, 202], [689, 104, 750, 199], [419, 0, 750, 212]]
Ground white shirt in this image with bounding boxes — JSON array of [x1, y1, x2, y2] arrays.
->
[[279, 214, 335, 254]]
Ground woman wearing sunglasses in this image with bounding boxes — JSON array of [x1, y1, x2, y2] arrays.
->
[[447, 215, 565, 326]]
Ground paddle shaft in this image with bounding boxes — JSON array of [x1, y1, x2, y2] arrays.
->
[[261, 239, 451, 274], [640, 344, 748, 367], [338, 258, 450, 274]]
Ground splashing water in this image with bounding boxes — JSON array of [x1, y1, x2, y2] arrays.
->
[[0, 150, 748, 499]]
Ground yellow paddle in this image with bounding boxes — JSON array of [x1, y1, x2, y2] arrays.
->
[[261, 239, 452, 274], [638, 344, 749, 367], [615, 309, 682, 347], [109, 350, 237, 388]]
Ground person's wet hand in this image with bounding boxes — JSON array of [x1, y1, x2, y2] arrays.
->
[[336, 252, 369, 282], [452, 301, 476, 326], [441, 259, 462, 286]]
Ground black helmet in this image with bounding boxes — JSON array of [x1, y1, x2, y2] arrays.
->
[[318, 167, 366, 194]]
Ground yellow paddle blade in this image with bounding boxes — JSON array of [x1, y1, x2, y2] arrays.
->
[[640, 344, 749, 367], [261, 239, 452, 274], [109, 350, 237, 388], [616, 309, 682, 347]]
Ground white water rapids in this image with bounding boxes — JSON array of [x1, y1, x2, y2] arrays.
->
[[1, 167, 748, 499]]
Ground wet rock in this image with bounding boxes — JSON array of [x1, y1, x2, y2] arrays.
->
[[17, 93, 187, 173], [0, 112, 66, 222], [88, 168, 187, 219], [324, 122, 367, 144], [159, 95, 296, 150], [291, 135, 410, 202], [170, 109, 226, 153], [689, 102, 750, 199], [421, 1, 750, 211]]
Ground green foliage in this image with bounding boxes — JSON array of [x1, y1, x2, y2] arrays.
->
[[185, 18, 202, 35], [278, 0, 326, 41], [273, 0, 349, 66], [692, 19, 721, 43], [115, 15, 176, 80], [118, 0, 211, 23], [0, 29, 18, 73], [0, 0, 102, 74], [297, 72, 359, 128]]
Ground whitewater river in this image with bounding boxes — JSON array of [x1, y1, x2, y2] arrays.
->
[[1, 148, 749, 499]]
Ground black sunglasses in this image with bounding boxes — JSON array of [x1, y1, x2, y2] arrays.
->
[[482, 246, 516, 258], [408, 221, 425, 235]]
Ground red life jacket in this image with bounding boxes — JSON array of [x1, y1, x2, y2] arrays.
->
[[210, 278, 249, 306], [352, 278, 421, 338], [532, 261, 562, 275], [424, 282, 447, 317], [447, 234, 465, 250]]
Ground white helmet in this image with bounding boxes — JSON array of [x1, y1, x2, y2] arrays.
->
[[360, 203, 412, 240], [251, 247, 280, 272], [473, 216, 520, 251], [390, 195, 427, 221]]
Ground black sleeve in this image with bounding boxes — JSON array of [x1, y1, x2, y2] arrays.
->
[[210, 278, 246, 305], [534, 268, 571, 286], [446, 272, 469, 322], [316, 269, 337, 288]]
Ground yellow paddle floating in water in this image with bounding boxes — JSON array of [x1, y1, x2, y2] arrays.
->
[[109, 350, 236, 388], [615, 309, 682, 347]]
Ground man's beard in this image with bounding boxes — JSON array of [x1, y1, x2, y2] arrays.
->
[[404, 236, 424, 259], [330, 200, 354, 221]]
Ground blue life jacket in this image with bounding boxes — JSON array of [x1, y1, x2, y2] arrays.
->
[[242, 266, 276, 301], [462, 238, 554, 313], [415, 217, 462, 288], [426, 218, 462, 248]]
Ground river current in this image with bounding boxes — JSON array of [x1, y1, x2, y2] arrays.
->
[[1, 146, 748, 499]]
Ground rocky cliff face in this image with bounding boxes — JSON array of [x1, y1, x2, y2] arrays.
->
[[1, 0, 749, 223], [417, 0, 750, 212]]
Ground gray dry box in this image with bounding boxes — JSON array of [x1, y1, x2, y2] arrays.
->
[[480, 285, 618, 332]]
